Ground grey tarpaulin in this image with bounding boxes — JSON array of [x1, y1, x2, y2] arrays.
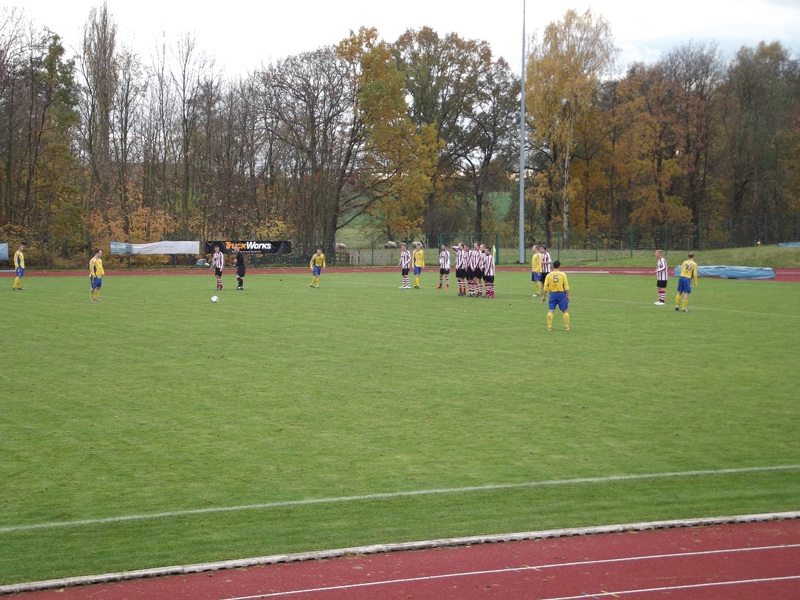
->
[[110, 241, 200, 255]]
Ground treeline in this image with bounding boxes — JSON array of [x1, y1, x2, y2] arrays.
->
[[0, 6, 797, 265]]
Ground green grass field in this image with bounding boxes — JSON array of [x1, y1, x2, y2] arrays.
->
[[1, 271, 799, 585], [565, 245, 800, 269]]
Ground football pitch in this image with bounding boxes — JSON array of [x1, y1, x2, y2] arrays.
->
[[1, 271, 799, 585]]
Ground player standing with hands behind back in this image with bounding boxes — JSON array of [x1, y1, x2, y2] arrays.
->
[[12, 244, 24, 290], [654, 250, 668, 305]]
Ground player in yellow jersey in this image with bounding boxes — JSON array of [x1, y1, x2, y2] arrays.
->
[[531, 244, 542, 297], [12, 244, 24, 290], [90, 249, 104, 302], [542, 260, 571, 331], [310, 248, 325, 288], [412, 242, 425, 289], [676, 252, 698, 312]]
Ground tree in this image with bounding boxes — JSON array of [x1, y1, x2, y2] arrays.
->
[[526, 9, 615, 239]]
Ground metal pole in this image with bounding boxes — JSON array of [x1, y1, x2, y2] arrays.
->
[[41, 231, 45, 269], [729, 217, 733, 248], [630, 226, 633, 258], [518, 0, 526, 263], [557, 229, 560, 261], [698, 219, 702, 251], [372, 233, 374, 266], [595, 229, 598, 261], [293, 233, 297, 267], [764, 214, 768, 245]]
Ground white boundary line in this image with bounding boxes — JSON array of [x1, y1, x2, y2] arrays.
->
[[2, 511, 799, 596], [215, 544, 800, 599], [2, 465, 798, 534]]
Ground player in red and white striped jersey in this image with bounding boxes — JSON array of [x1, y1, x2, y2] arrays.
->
[[540, 246, 552, 280], [397, 243, 412, 288], [211, 245, 225, 290], [469, 242, 483, 297], [655, 249, 668, 305], [452, 243, 468, 296], [436, 245, 451, 290], [481, 244, 496, 298]]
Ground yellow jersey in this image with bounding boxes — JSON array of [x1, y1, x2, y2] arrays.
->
[[14, 250, 24, 269], [679, 260, 698, 285], [544, 270, 569, 293], [310, 254, 326, 268], [91, 257, 104, 278], [531, 252, 541, 272], [412, 249, 424, 268]]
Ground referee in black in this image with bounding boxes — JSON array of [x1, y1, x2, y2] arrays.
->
[[234, 245, 245, 290]]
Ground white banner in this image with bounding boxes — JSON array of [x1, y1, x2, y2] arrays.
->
[[110, 241, 200, 255], [0, 243, 7, 261]]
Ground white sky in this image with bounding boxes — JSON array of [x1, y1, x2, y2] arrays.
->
[[20, 0, 800, 76]]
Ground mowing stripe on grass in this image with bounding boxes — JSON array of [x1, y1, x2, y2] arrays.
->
[[2, 465, 798, 534]]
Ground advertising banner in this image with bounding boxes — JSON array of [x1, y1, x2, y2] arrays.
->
[[111, 241, 200, 255], [203, 241, 292, 255]]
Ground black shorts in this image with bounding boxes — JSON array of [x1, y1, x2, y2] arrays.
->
[[215, 267, 223, 277], [484, 275, 494, 283], [237, 266, 246, 277], [440, 268, 450, 275], [657, 279, 667, 288], [402, 268, 409, 276], [456, 268, 466, 279], [466, 268, 474, 279], [474, 268, 483, 280]]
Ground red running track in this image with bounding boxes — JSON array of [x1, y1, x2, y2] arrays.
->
[[3, 267, 800, 282], [13, 519, 800, 599]]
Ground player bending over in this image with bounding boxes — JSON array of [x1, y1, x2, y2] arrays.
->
[[310, 248, 325, 288], [542, 260, 570, 331], [676, 252, 698, 312]]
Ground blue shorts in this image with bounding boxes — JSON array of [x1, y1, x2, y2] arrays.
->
[[532, 272, 541, 282], [92, 277, 102, 289], [313, 265, 322, 276], [548, 291, 568, 311], [414, 266, 422, 276], [16, 267, 24, 278], [677, 276, 692, 294]]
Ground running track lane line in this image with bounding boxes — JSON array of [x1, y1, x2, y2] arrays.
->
[[2, 464, 798, 534], [215, 544, 800, 599], [531, 576, 800, 600]]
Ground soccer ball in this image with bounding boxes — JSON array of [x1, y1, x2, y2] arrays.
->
[[211, 295, 219, 303]]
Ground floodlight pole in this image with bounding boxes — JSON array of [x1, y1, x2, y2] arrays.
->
[[518, 0, 526, 264]]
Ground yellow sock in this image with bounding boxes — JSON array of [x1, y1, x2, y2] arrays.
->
[[536, 281, 541, 294], [683, 298, 688, 310], [415, 276, 420, 287], [547, 313, 553, 328], [563, 312, 570, 328], [13, 277, 20, 288], [676, 293, 682, 307]]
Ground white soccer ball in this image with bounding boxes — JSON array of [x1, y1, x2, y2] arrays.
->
[[211, 295, 219, 303]]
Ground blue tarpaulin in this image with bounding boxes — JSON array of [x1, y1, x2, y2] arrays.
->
[[777, 242, 800, 247], [673, 265, 775, 280], [0, 243, 7, 261]]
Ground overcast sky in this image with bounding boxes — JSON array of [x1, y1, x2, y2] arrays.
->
[[20, 0, 800, 76]]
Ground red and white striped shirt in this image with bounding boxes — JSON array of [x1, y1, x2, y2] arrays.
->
[[452, 246, 467, 269], [469, 249, 482, 269], [212, 250, 225, 270], [656, 257, 668, 280], [397, 249, 411, 269], [439, 249, 451, 270], [482, 252, 495, 277], [541, 251, 552, 273]]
